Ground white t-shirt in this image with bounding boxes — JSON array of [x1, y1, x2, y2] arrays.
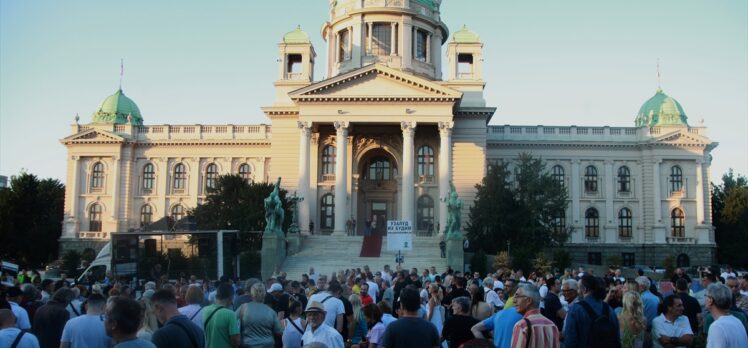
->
[[367, 280, 379, 300], [178, 304, 205, 331], [484, 287, 503, 308], [301, 324, 344, 348], [61, 314, 111, 348], [9, 301, 31, 330], [707, 315, 748, 348], [308, 292, 345, 329], [652, 314, 692, 348]]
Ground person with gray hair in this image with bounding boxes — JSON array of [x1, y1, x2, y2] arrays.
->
[[704, 283, 748, 347], [441, 297, 479, 348], [236, 282, 282, 348], [635, 275, 660, 327], [561, 279, 579, 311], [510, 283, 559, 347], [483, 277, 503, 310]]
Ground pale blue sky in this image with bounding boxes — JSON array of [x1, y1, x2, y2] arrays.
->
[[1, 0, 746, 182]]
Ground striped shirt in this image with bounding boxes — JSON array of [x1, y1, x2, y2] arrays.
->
[[510, 309, 560, 348]]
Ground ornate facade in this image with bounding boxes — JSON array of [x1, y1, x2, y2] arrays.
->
[[60, 0, 717, 266]]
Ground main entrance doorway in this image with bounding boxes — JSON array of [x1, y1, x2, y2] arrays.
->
[[370, 201, 388, 235]]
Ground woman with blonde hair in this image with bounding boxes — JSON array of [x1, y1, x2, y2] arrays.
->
[[237, 282, 282, 348], [349, 293, 368, 345], [427, 283, 445, 336], [618, 291, 648, 348], [137, 297, 159, 341]]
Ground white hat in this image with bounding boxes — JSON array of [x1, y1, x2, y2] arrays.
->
[[267, 283, 283, 293]]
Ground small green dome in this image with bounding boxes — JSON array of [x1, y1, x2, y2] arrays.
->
[[452, 25, 480, 43], [635, 88, 688, 127], [91, 89, 143, 125], [283, 26, 310, 44]]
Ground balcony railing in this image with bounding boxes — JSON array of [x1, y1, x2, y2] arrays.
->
[[322, 174, 336, 182], [78, 231, 109, 239], [487, 125, 706, 141], [666, 237, 697, 244]]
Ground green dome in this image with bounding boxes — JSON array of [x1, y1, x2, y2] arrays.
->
[[452, 25, 480, 43], [91, 89, 143, 125], [283, 26, 310, 44], [635, 88, 688, 127]]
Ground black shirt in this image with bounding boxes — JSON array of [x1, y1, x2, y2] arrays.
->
[[676, 292, 700, 333], [264, 292, 290, 317], [441, 314, 478, 348], [381, 317, 440, 348], [340, 295, 354, 340], [31, 301, 69, 348], [671, 274, 692, 285], [152, 315, 206, 348], [541, 292, 564, 330]]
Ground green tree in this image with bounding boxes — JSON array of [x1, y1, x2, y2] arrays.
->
[[713, 169, 748, 266], [0, 172, 65, 267], [467, 153, 569, 271]]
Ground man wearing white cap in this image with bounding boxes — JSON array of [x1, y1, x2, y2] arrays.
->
[[301, 301, 344, 348], [264, 283, 290, 319]]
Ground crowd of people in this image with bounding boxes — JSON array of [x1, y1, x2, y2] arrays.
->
[[1, 263, 748, 348]]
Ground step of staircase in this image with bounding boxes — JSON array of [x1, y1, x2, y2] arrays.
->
[[280, 235, 447, 281]]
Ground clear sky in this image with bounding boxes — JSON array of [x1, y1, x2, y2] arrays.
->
[[1, 0, 746, 183]]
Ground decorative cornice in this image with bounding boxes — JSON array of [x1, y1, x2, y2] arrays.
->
[[135, 140, 271, 147]]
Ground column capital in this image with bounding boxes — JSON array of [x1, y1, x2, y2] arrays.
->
[[297, 121, 312, 136], [401, 121, 417, 136], [571, 159, 581, 165], [604, 159, 614, 166], [438, 121, 454, 136], [71, 155, 80, 161], [334, 121, 350, 132]]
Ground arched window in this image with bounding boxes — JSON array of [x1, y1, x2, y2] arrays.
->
[[205, 163, 218, 190], [585, 208, 599, 238], [320, 194, 335, 230], [551, 165, 565, 187], [671, 208, 685, 237], [368, 157, 392, 180], [322, 146, 336, 176], [417, 145, 435, 178], [416, 195, 435, 232], [89, 203, 102, 232], [552, 210, 566, 234], [670, 166, 683, 192], [584, 166, 598, 193], [618, 166, 631, 193], [140, 205, 153, 227], [142, 163, 155, 191], [173, 163, 186, 190], [91, 162, 105, 189], [171, 204, 185, 222], [238, 163, 252, 182], [618, 208, 632, 237]]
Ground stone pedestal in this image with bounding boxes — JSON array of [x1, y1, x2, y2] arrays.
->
[[287, 225, 302, 255], [261, 234, 286, 280], [446, 235, 464, 272]]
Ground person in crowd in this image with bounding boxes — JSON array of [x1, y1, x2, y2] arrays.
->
[[467, 284, 492, 321], [470, 301, 523, 348], [720, 266, 737, 282], [482, 277, 503, 311], [0, 309, 40, 348], [381, 286, 440, 348], [32, 288, 73, 348], [19, 284, 43, 324], [60, 293, 111, 348], [502, 279, 518, 309], [301, 301, 344, 348], [137, 297, 158, 341], [360, 283, 374, 306], [673, 278, 700, 334], [105, 296, 156, 348], [288, 281, 308, 310], [6, 286, 31, 330], [651, 294, 692, 348], [563, 275, 620, 348], [308, 281, 346, 335], [236, 282, 282, 348], [203, 283, 240, 348], [442, 296, 478, 348], [560, 279, 579, 312], [178, 285, 205, 331], [377, 301, 396, 327], [39, 280, 54, 304], [726, 276, 748, 314], [670, 268, 692, 288], [358, 303, 385, 348], [151, 289, 205, 348], [617, 291, 647, 348], [264, 283, 291, 319], [348, 293, 367, 345], [541, 277, 564, 330], [635, 276, 661, 328], [427, 283, 445, 337], [704, 283, 748, 347], [510, 283, 559, 348], [66, 287, 82, 319], [281, 300, 305, 348]]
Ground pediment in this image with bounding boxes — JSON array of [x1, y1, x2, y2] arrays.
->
[[649, 128, 711, 147], [289, 64, 462, 102], [61, 128, 126, 145]]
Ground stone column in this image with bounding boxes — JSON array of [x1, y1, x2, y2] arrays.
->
[[695, 160, 705, 224], [297, 121, 312, 235], [570, 159, 581, 243], [652, 159, 666, 243], [401, 122, 416, 225], [425, 33, 431, 63], [333, 121, 349, 236], [111, 156, 120, 222], [64, 156, 81, 238], [390, 22, 397, 55], [604, 160, 616, 243], [367, 22, 373, 55], [438, 121, 453, 237]]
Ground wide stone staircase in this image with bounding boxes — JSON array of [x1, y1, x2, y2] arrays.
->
[[280, 235, 447, 281]]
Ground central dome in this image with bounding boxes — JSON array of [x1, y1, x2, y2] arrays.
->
[[91, 89, 143, 125], [635, 88, 688, 127]]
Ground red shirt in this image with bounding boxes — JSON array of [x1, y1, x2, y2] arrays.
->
[[360, 293, 374, 305]]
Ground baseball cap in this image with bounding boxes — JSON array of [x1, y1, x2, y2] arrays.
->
[[267, 283, 283, 293]]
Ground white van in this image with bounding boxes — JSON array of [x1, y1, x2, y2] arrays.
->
[[76, 242, 111, 283]]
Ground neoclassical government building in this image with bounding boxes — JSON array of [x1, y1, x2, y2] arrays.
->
[[60, 0, 717, 266]]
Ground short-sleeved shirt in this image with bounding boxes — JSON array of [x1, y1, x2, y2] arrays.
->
[[202, 304, 240, 348], [441, 314, 478, 348], [61, 314, 111, 348], [367, 322, 386, 347], [651, 314, 692, 348], [301, 324, 344, 348], [381, 316, 439, 348], [0, 328, 40, 348], [481, 307, 523, 348], [707, 315, 748, 348], [9, 301, 31, 330], [236, 302, 282, 347], [178, 304, 205, 331], [676, 293, 700, 333], [641, 291, 661, 326], [113, 338, 156, 348], [308, 292, 345, 330], [152, 315, 205, 348]]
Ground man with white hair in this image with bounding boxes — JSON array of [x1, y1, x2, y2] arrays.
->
[[483, 277, 503, 310], [704, 283, 748, 347], [301, 301, 344, 348], [636, 276, 660, 327], [510, 284, 559, 348]]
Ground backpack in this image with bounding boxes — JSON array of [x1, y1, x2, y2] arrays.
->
[[578, 300, 621, 348]]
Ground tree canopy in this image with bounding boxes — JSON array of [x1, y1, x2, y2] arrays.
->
[[713, 169, 748, 266], [467, 153, 569, 271], [0, 172, 65, 267]]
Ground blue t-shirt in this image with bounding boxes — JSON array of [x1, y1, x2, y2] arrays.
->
[[61, 314, 111, 348], [481, 307, 523, 348], [113, 338, 156, 348], [641, 290, 661, 326], [0, 328, 40, 348]]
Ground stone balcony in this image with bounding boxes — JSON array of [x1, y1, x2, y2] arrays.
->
[[75, 124, 271, 141]]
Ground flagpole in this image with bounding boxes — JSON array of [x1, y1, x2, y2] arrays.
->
[[119, 58, 124, 90]]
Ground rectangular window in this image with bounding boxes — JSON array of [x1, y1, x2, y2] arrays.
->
[[338, 29, 350, 62], [588, 252, 602, 265], [415, 29, 428, 61], [622, 253, 635, 267], [369, 23, 391, 56], [286, 54, 302, 79]]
